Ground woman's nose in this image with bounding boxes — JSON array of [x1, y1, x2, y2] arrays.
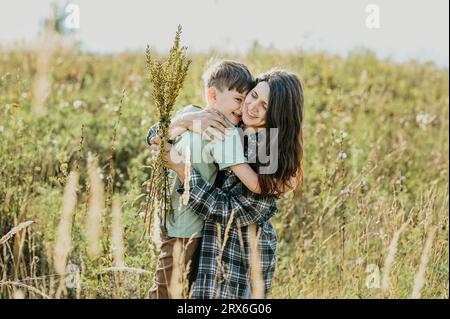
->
[[248, 102, 258, 114]]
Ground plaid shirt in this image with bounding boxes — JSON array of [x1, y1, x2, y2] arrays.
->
[[180, 168, 278, 299], [146, 122, 278, 299]]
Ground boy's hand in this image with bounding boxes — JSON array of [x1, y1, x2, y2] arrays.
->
[[181, 109, 230, 141], [149, 136, 184, 172]]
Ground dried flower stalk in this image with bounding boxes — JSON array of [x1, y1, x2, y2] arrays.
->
[[145, 25, 191, 235]]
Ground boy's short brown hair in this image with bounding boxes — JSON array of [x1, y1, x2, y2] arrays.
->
[[202, 60, 254, 94]]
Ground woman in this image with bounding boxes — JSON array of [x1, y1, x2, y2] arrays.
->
[[152, 69, 304, 298]]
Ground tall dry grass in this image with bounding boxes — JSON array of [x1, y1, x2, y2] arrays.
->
[[111, 196, 125, 267], [411, 226, 438, 299], [53, 171, 79, 275], [168, 239, 184, 299], [381, 220, 410, 290], [86, 153, 104, 259], [0, 221, 34, 246], [248, 224, 265, 299]]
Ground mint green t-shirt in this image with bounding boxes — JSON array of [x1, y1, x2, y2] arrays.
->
[[167, 105, 246, 238]]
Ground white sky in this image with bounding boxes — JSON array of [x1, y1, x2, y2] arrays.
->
[[0, 0, 448, 66]]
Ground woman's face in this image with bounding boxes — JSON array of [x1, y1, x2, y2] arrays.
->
[[241, 81, 270, 128]]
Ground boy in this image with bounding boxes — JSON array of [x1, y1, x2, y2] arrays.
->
[[146, 60, 254, 298]]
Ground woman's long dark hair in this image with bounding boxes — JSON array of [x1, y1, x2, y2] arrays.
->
[[253, 69, 304, 197]]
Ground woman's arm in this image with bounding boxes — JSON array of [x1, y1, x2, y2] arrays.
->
[[230, 163, 298, 195], [229, 164, 261, 194], [230, 163, 301, 195], [169, 158, 275, 226], [168, 115, 190, 140], [146, 107, 231, 146], [227, 164, 298, 195], [145, 118, 190, 146], [145, 109, 196, 145]]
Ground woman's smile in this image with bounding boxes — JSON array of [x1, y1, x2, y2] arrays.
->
[[244, 105, 257, 120]]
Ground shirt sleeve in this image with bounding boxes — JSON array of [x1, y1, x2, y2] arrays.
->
[[173, 104, 202, 120], [180, 167, 276, 226], [145, 124, 158, 146], [145, 105, 203, 146], [209, 127, 247, 170]]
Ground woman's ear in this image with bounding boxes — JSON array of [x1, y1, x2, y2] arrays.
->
[[207, 87, 217, 106]]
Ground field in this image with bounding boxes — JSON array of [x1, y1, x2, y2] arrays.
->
[[0, 37, 448, 299]]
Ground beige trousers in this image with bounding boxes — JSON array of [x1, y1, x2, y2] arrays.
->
[[148, 236, 201, 299]]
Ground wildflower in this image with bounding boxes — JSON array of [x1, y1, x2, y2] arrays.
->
[[321, 111, 330, 119], [360, 179, 368, 188], [340, 188, 351, 195], [337, 152, 348, 159], [138, 211, 146, 219], [416, 113, 435, 129], [73, 100, 83, 109], [65, 263, 81, 289], [342, 116, 353, 124]]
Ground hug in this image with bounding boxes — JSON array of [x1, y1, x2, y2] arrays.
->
[[146, 60, 304, 299]]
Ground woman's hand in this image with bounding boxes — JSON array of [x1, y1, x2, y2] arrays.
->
[[174, 109, 230, 141], [149, 136, 186, 180]]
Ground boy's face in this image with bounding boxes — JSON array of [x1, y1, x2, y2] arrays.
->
[[208, 87, 247, 125]]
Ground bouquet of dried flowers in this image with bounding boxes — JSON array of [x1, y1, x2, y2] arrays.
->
[[145, 25, 191, 235]]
